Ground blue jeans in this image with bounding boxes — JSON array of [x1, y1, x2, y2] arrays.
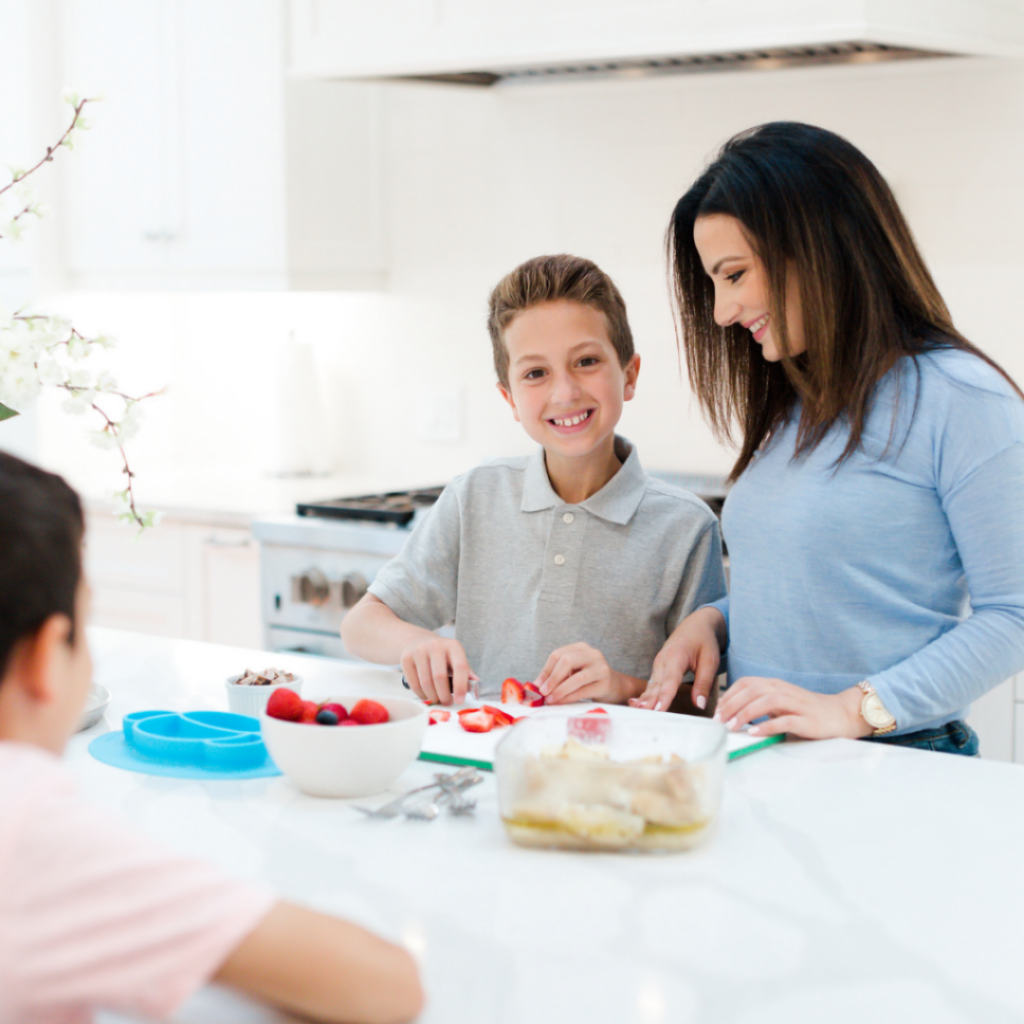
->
[[865, 720, 980, 757]]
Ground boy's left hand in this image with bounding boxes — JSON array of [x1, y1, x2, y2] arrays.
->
[[535, 643, 644, 705]]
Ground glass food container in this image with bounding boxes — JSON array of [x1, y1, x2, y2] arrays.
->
[[494, 711, 727, 852]]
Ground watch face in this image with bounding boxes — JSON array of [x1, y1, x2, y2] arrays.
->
[[863, 693, 896, 729]]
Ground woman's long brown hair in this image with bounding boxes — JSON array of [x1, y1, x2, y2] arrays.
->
[[668, 122, 1022, 482]]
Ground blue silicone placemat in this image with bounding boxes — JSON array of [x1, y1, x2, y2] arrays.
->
[[89, 709, 282, 780]]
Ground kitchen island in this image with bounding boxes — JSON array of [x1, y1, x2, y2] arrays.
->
[[77, 628, 1022, 1024]]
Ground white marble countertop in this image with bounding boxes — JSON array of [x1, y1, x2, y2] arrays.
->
[[69, 468, 446, 529], [73, 628, 1023, 1024]]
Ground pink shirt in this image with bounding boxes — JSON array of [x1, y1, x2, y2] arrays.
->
[[0, 744, 276, 1024]]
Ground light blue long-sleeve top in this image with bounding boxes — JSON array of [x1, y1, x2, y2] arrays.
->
[[714, 347, 1024, 734]]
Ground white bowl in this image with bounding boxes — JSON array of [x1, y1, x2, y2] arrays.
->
[[225, 674, 303, 718], [260, 695, 428, 798], [77, 683, 111, 732]]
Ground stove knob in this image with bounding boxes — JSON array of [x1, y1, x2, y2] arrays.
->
[[292, 569, 331, 607], [339, 572, 368, 609]]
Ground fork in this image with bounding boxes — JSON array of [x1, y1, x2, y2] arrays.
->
[[355, 767, 478, 818], [404, 783, 477, 820]]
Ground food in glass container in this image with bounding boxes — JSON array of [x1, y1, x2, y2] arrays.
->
[[495, 713, 726, 852]]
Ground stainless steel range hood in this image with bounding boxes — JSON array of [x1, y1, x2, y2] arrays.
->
[[404, 42, 952, 88], [289, 1, 1024, 85]]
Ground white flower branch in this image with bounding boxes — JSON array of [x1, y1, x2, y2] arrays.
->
[[0, 90, 163, 531]]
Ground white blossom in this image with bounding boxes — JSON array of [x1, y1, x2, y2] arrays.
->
[[0, 325, 30, 359], [66, 333, 89, 359], [0, 303, 11, 332], [62, 391, 94, 415], [36, 355, 66, 386], [118, 401, 143, 443], [25, 328, 59, 353], [95, 370, 117, 392], [15, 181, 39, 206], [46, 316, 72, 336], [0, 356, 42, 411], [89, 425, 121, 449], [67, 367, 93, 389], [92, 333, 117, 350], [2, 218, 26, 241]]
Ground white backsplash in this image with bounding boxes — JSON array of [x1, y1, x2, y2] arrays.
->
[[28, 54, 1024, 494]]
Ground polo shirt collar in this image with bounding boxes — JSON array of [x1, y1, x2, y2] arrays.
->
[[520, 435, 646, 525]]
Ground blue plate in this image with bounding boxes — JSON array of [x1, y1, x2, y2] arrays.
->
[[89, 710, 281, 780]]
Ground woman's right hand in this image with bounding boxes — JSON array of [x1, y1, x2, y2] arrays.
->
[[630, 607, 726, 712]]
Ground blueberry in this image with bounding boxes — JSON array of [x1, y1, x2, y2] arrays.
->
[[315, 708, 340, 726]]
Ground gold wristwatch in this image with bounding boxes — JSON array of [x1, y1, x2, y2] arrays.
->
[[857, 681, 897, 735]]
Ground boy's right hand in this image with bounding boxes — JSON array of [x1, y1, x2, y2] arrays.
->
[[631, 607, 726, 712], [400, 636, 475, 705]]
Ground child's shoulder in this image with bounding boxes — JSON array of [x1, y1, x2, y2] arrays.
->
[[0, 742, 67, 804], [640, 476, 720, 527], [446, 455, 532, 496]]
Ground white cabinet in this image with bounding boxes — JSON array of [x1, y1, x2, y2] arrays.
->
[[85, 513, 263, 648], [40, 0, 385, 290], [0, 0, 35, 303]]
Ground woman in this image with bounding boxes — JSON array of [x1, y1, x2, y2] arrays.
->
[[635, 122, 1024, 754]]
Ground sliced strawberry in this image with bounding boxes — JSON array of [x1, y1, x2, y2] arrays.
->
[[350, 699, 390, 725], [481, 704, 517, 727], [585, 707, 609, 714], [428, 709, 452, 725], [568, 712, 612, 743], [501, 678, 525, 704], [522, 682, 546, 707], [266, 687, 303, 721], [458, 710, 495, 733]]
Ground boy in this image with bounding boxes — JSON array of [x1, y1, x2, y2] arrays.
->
[[342, 254, 726, 707], [0, 453, 423, 1024]]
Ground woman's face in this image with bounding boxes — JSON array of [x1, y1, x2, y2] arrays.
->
[[692, 214, 805, 362]]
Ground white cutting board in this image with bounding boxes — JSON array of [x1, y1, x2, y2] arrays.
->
[[418, 699, 781, 770]]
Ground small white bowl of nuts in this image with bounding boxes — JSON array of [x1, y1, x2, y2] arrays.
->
[[225, 667, 303, 719]]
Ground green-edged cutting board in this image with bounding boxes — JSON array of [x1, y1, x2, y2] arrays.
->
[[418, 701, 782, 771]]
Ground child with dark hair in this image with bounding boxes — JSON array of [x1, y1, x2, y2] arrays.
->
[[343, 254, 727, 707], [0, 452, 423, 1024]]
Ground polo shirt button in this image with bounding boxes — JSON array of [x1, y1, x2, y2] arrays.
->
[[554, 554, 566, 566], [563, 512, 574, 523]]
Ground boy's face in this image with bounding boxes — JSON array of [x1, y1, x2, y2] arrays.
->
[[497, 299, 639, 463]]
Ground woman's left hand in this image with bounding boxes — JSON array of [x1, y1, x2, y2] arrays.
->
[[715, 676, 873, 740]]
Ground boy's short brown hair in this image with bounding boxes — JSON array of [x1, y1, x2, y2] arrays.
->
[[487, 254, 634, 387]]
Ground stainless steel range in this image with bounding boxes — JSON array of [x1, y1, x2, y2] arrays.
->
[[251, 474, 727, 659], [251, 490, 443, 658]]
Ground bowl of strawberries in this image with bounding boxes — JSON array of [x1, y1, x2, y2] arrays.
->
[[261, 689, 428, 798]]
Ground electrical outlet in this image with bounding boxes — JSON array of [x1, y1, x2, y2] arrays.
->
[[417, 386, 463, 444]]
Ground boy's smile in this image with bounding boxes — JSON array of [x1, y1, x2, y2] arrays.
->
[[498, 299, 640, 502]]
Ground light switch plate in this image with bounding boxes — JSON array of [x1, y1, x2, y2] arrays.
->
[[417, 386, 463, 444]]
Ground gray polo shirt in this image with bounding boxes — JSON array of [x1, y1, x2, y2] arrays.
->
[[368, 436, 726, 697]]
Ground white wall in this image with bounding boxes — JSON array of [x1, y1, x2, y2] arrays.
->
[[33, 54, 1024, 491]]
